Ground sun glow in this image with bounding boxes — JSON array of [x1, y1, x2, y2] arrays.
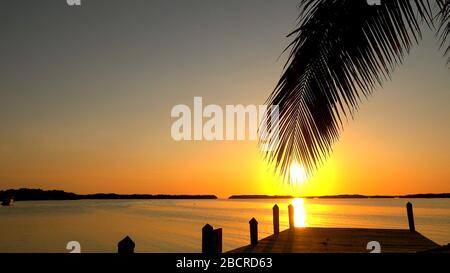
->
[[292, 197, 307, 227], [290, 162, 307, 185]]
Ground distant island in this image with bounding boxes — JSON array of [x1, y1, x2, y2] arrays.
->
[[229, 193, 450, 199], [2, 189, 450, 202], [0, 188, 217, 201]]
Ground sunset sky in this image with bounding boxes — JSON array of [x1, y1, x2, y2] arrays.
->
[[0, 0, 449, 197]]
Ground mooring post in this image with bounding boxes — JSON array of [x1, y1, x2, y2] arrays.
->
[[288, 204, 295, 229], [202, 224, 214, 254], [117, 236, 135, 254], [407, 202, 415, 232], [213, 228, 223, 253], [273, 204, 279, 235], [249, 218, 258, 245]]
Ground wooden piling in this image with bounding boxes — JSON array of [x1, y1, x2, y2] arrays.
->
[[202, 224, 214, 254], [249, 218, 258, 245], [273, 204, 279, 235], [288, 204, 294, 229], [117, 236, 135, 254], [202, 224, 223, 253], [407, 202, 415, 232], [213, 228, 222, 253]]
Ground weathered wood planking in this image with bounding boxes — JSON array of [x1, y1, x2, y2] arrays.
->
[[229, 227, 440, 253]]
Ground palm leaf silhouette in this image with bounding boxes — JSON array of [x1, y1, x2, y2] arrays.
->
[[438, 0, 450, 63], [261, 0, 449, 182]]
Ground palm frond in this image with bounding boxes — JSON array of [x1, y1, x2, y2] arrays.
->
[[437, 0, 450, 63], [261, 0, 433, 182]]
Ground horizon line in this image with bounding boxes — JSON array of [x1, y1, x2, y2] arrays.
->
[[1, 188, 450, 200]]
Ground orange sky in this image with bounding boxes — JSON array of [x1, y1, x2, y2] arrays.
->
[[0, 1, 449, 197]]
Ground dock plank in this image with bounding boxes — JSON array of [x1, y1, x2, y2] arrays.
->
[[229, 227, 440, 253]]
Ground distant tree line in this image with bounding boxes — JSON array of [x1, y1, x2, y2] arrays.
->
[[0, 188, 217, 201]]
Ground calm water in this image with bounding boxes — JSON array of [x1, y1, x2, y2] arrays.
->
[[0, 198, 449, 252]]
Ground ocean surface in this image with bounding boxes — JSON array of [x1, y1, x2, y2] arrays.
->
[[0, 198, 449, 252]]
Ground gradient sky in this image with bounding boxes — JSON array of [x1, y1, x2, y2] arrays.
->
[[0, 0, 449, 197]]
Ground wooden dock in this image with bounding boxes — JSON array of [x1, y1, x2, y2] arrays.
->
[[229, 227, 439, 253], [200, 202, 443, 254]]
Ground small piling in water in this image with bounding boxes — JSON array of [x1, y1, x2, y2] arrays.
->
[[118, 236, 135, 254]]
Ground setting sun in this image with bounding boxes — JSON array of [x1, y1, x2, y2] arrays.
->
[[290, 162, 307, 185]]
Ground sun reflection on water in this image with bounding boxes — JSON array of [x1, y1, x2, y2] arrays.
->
[[292, 198, 307, 227]]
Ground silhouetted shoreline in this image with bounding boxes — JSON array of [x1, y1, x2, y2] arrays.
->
[[0, 188, 217, 201], [1, 189, 449, 202], [229, 193, 450, 199]]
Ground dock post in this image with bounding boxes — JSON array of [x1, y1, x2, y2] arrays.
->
[[213, 228, 223, 253], [249, 218, 258, 245], [117, 236, 135, 254], [288, 204, 295, 229], [273, 204, 279, 235], [202, 224, 214, 254], [406, 202, 415, 232]]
